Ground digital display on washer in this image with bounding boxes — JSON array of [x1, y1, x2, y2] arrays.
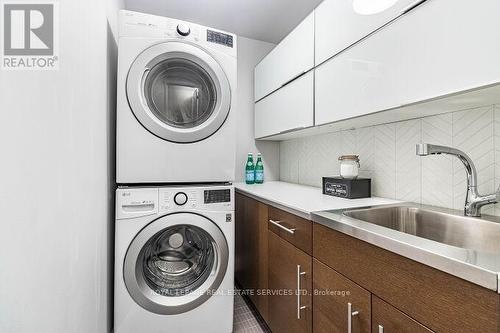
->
[[207, 30, 233, 48], [204, 189, 231, 203]]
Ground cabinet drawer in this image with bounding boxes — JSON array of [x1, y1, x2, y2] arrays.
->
[[254, 71, 314, 139], [268, 206, 312, 255], [313, 259, 371, 333], [372, 296, 433, 333]]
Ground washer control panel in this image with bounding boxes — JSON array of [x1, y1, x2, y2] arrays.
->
[[158, 185, 233, 213], [117, 186, 234, 217], [160, 190, 197, 211], [173, 192, 188, 205], [204, 189, 231, 203]]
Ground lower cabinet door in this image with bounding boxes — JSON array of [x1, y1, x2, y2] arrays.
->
[[268, 230, 312, 333], [235, 193, 269, 322], [372, 296, 434, 333], [313, 259, 371, 333]]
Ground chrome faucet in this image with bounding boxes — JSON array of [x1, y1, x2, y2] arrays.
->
[[416, 143, 499, 217]]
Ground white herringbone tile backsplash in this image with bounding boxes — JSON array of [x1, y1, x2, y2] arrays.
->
[[279, 104, 500, 214]]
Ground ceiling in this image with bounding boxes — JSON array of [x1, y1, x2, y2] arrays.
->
[[124, 0, 323, 44]]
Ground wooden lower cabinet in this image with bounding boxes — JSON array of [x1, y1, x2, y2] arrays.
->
[[268, 230, 312, 333], [313, 259, 371, 333], [235, 193, 269, 322], [372, 296, 433, 333], [235, 193, 500, 333], [313, 223, 500, 333]]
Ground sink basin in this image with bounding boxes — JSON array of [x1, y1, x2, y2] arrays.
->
[[343, 205, 500, 254]]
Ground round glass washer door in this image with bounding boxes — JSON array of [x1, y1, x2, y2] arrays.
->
[[127, 41, 231, 143], [123, 213, 229, 315]]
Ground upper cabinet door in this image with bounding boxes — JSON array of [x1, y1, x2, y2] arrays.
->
[[399, 0, 500, 106], [315, 21, 405, 126], [255, 71, 314, 139], [254, 12, 314, 102], [314, 0, 419, 65], [316, 0, 500, 127]]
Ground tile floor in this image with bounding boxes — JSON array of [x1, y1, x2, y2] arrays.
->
[[233, 293, 269, 333]]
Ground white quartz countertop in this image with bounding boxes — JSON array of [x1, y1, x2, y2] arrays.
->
[[234, 181, 400, 219]]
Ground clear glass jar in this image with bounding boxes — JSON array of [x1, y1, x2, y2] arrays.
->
[[339, 155, 360, 179]]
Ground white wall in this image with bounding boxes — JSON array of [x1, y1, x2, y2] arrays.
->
[[0, 0, 122, 332], [235, 36, 280, 182], [105, 0, 124, 331], [280, 105, 500, 216], [0, 6, 273, 332]]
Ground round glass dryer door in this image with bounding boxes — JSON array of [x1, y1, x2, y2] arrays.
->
[[127, 42, 231, 143], [123, 213, 229, 315]]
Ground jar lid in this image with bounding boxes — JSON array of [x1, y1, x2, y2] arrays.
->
[[338, 155, 359, 161]]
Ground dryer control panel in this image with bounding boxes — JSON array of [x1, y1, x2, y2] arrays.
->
[[207, 30, 233, 48], [119, 10, 237, 57]]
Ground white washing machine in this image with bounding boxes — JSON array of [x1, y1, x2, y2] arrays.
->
[[116, 10, 237, 184], [114, 185, 234, 333]]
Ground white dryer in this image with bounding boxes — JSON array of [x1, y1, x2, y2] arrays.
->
[[116, 10, 237, 184], [114, 185, 234, 333]]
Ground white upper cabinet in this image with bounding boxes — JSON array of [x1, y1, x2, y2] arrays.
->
[[315, 26, 404, 126], [399, 0, 500, 106], [315, 0, 500, 126], [254, 12, 314, 102], [255, 72, 314, 139], [314, 0, 419, 65]]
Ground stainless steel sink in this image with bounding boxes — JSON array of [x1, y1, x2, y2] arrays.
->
[[343, 205, 500, 254], [312, 203, 500, 291]]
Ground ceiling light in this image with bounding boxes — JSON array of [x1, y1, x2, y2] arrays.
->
[[352, 0, 399, 15]]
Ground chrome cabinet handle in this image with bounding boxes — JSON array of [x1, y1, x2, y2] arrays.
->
[[269, 219, 296, 234], [378, 324, 384, 333], [296, 265, 307, 319], [348, 302, 359, 333]]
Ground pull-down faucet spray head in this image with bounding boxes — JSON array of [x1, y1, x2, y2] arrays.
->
[[415, 143, 499, 217], [415, 143, 429, 156], [416, 143, 445, 156]]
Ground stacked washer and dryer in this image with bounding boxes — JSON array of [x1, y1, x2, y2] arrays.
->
[[115, 10, 237, 333]]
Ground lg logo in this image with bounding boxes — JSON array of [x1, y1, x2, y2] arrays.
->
[[1, 2, 58, 70]]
